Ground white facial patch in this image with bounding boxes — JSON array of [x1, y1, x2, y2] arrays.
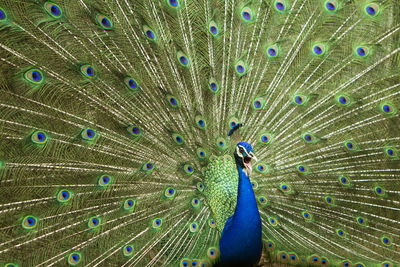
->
[[236, 145, 254, 176]]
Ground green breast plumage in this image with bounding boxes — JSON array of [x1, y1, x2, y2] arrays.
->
[[203, 156, 238, 233]]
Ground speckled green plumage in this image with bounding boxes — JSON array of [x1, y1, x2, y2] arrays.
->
[[203, 157, 238, 233]]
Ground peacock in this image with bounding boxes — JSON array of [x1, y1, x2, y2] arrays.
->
[[0, 0, 399, 266]]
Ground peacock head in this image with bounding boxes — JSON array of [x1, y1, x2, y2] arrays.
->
[[234, 142, 257, 175]]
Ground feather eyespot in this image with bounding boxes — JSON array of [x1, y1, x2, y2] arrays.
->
[[124, 77, 139, 91], [357, 47, 366, 56], [31, 131, 48, 145], [210, 26, 217, 34], [164, 187, 176, 199], [57, 189, 72, 203], [278, 252, 289, 262], [257, 195, 269, 206], [242, 12, 250, 20], [302, 211, 313, 221], [296, 96, 303, 103], [268, 48, 276, 56], [98, 175, 111, 187], [208, 78, 220, 94], [251, 180, 259, 189], [68, 252, 82, 265], [228, 117, 240, 129], [191, 198, 200, 208], [344, 140, 358, 151], [127, 125, 142, 138], [252, 97, 265, 110], [96, 14, 113, 30], [280, 183, 293, 194], [210, 82, 217, 91], [338, 175, 351, 187], [209, 21, 219, 36], [384, 147, 398, 158], [259, 132, 272, 144], [123, 199, 136, 211], [265, 240, 275, 251], [374, 186, 386, 197], [189, 222, 199, 233], [196, 148, 207, 159], [192, 260, 200, 267], [241, 7, 254, 22], [321, 258, 329, 266], [310, 255, 321, 265], [381, 235, 392, 246], [216, 137, 228, 150], [324, 195, 335, 205], [168, 0, 180, 8], [22, 215, 38, 230], [336, 94, 352, 106], [25, 69, 44, 84], [296, 164, 310, 174], [196, 182, 204, 192], [44, 2, 62, 18], [365, 4, 380, 17], [380, 103, 396, 115], [274, 0, 287, 12], [356, 216, 367, 227], [336, 228, 346, 238], [184, 164, 194, 175], [80, 65, 96, 79], [0, 8, 7, 21], [293, 94, 308, 105], [256, 162, 269, 174], [302, 132, 317, 144], [324, 0, 338, 12], [81, 128, 96, 141], [177, 51, 190, 67], [88, 216, 101, 229], [167, 95, 181, 108], [355, 46, 370, 58], [267, 44, 280, 58], [208, 218, 216, 228], [340, 260, 352, 267], [207, 247, 219, 259], [313, 44, 326, 56], [142, 162, 155, 173], [152, 218, 163, 229], [143, 25, 156, 41], [381, 261, 393, 267], [234, 60, 248, 76], [195, 115, 207, 130], [268, 217, 278, 227], [172, 133, 184, 145], [122, 244, 134, 257], [180, 259, 191, 267]]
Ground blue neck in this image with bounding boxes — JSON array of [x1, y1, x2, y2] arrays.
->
[[218, 164, 262, 266], [231, 165, 260, 227]]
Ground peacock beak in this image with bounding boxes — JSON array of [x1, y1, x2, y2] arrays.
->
[[243, 152, 257, 175]]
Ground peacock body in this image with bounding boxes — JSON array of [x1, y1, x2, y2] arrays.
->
[[0, 0, 399, 266]]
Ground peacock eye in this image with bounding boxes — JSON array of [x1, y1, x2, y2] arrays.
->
[[239, 147, 244, 153]]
